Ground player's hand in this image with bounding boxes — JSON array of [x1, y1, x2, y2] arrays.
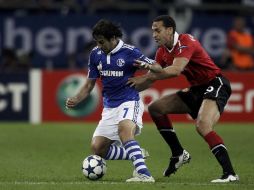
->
[[127, 76, 153, 92], [133, 59, 151, 70], [65, 96, 81, 109]]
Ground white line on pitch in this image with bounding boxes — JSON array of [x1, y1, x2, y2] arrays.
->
[[0, 181, 251, 186]]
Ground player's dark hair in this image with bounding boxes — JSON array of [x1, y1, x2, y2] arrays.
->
[[153, 15, 176, 33], [92, 19, 123, 40]]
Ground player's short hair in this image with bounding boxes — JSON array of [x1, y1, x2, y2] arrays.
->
[[153, 15, 176, 33], [92, 19, 123, 40]]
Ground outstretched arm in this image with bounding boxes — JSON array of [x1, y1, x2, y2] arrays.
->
[[148, 57, 189, 81], [66, 78, 96, 108], [127, 57, 189, 91], [126, 60, 162, 91], [134, 59, 163, 73]]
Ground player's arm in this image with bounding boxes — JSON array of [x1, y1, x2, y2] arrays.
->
[[148, 57, 189, 81], [128, 57, 188, 91], [66, 78, 96, 108], [134, 59, 163, 73]]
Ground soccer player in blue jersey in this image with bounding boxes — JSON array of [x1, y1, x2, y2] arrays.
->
[[65, 19, 155, 182]]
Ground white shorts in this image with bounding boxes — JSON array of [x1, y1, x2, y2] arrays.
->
[[93, 100, 144, 144]]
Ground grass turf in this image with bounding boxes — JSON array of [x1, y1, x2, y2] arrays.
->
[[0, 122, 253, 190]]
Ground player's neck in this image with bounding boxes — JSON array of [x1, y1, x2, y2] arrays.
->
[[165, 34, 175, 49], [165, 43, 173, 49], [165, 39, 174, 49]]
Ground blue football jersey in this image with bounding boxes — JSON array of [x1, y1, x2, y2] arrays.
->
[[88, 40, 154, 108]]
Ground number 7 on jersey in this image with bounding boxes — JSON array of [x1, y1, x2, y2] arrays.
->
[[123, 108, 129, 118]]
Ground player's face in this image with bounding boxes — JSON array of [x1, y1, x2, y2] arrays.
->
[[94, 36, 115, 54], [152, 21, 174, 47]]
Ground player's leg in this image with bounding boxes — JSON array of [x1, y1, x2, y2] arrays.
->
[[118, 100, 154, 182], [92, 107, 130, 160], [93, 106, 149, 161], [148, 93, 191, 176], [105, 143, 149, 160], [196, 76, 239, 183], [149, 93, 190, 156], [118, 120, 154, 182], [91, 136, 114, 158], [197, 99, 238, 182]]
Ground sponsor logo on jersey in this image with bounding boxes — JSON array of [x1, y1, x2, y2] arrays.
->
[[100, 70, 124, 77]]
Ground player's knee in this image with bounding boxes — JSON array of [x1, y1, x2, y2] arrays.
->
[[91, 143, 107, 158], [148, 103, 160, 115], [118, 125, 125, 137], [118, 124, 135, 143], [196, 117, 212, 136]]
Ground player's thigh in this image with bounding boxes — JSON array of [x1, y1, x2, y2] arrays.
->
[[118, 100, 144, 126], [117, 100, 144, 142], [149, 93, 191, 114], [93, 107, 120, 142], [197, 99, 220, 130], [197, 75, 231, 129]]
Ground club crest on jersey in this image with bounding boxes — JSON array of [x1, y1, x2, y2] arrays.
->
[[178, 45, 188, 50], [116, 59, 125, 67]]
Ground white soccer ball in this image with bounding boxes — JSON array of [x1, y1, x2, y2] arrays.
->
[[82, 155, 107, 180]]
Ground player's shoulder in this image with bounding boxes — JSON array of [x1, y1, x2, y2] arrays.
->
[[121, 43, 142, 55], [122, 43, 136, 50], [90, 46, 103, 57], [89, 46, 103, 65], [91, 46, 101, 54], [177, 33, 200, 50], [179, 33, 197, 43]]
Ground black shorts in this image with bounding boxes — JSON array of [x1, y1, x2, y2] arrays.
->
[[177, 75, 232, 119]]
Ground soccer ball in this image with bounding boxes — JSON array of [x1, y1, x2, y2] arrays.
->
[[82, 155, 107, 180]]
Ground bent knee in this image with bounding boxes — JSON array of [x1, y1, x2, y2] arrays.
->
[[118, 121, 136, 143], [148, 103, 154, 113], [91, 143, 107, 158], [148, 102, 162, 115], [196, 118, 212, 136]]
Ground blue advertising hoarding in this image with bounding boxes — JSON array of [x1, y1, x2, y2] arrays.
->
[[0, 73, 29, 121], [0, 13, 253, 68]]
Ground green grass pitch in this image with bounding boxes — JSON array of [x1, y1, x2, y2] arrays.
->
[[0, 122, 253, 190]]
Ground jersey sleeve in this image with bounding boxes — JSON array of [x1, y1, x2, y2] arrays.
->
[[87, 51, 100, 79], [133, 48, 155, 65], [175, 34, 196, 60]]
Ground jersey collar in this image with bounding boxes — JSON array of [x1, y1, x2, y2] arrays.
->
[[166, 32, 179, 53], [109, 39, 124, 54]]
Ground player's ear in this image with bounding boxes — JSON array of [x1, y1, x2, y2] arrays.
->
[[168, 27, 173, 35], [110, 36, 116, 43]]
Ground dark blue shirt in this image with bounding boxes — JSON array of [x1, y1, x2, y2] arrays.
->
[[88, 40, 154, 108]]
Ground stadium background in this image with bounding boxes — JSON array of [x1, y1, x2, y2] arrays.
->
[[0, 0, 254, 123], [0, 1, 254, 190]]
